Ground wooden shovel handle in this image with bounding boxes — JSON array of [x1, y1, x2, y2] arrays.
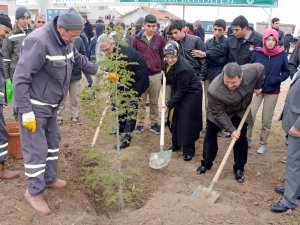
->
[[160, 72, 166, 146], [91, 101, 109, 148], [208, 103, 251, 190]]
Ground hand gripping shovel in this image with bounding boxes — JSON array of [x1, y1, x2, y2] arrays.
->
[[192, 103, 251, 204], [149, 72, 172, 169]]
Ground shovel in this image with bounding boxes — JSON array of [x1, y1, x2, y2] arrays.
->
[[192, 103, 251, 204], [149, 72, 172, 169], [91, 100, 109, 148]]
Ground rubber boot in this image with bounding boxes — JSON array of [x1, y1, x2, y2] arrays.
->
[[0, 163, 20, 179], [24, 189, 50, 215]]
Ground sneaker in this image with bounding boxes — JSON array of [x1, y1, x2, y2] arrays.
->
[[57, 119, 63, 125], [247, 138, 252, 147], [134, 125, 144, 133], [71, 117, 83, 125], [150, 124, 160, 134], [256, 145, 266, 154]]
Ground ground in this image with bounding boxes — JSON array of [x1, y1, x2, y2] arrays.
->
[[1, 79, 299, 225]]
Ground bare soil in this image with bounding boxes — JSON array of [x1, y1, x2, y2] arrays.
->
[[1, 79, 299, 225]]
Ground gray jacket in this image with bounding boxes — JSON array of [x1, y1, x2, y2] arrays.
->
[[207, 63, 265, 133], [13, 17, 98, 117], [2, 23, 32, 79], [282, 70, 300, 133]]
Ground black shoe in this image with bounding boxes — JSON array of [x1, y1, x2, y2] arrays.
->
[[110, 129, 124, 135], [196, 165, 207, 175], [183, 154, 193, 161], [270, 201, 293, 213], [114, 139, 130, 150], [275, 186, 300, 199], [150, 124, 160, 134], [134, 125, 144, 133], [167, 146, 180, 152], [234, 170, 245, 183]]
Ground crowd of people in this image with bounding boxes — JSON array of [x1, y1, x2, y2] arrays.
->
[[0, 6, 299, 216]]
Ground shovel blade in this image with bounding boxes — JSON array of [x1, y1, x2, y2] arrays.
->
[[192, 185, 220, 205], [149, 150, 172, 169]]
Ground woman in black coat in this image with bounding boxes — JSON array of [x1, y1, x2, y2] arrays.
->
[[163, 41, 202, 161]]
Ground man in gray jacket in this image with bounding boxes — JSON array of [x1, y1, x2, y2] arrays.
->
[[270, 70, 300, 213], [13, 8, 100, 215], [196, 63, 264, 182], [0, 14, 20, 180]]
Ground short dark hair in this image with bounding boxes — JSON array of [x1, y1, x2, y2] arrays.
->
[[271, 17, 280, 24], [144, 14, 157, 23], [169, 19, 185, 31], [186, 22, 194, 32], [115, 22, 125, 30], [213, 19, 226, 30], [223, 63, 242, 78], [232, 15, 249, 29]]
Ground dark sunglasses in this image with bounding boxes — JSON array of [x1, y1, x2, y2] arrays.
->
[[37, 21, 45, 24]]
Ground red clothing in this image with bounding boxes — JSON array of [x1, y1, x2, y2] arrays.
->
[[131, 31, 165, 75]]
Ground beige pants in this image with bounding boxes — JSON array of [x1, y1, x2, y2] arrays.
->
[[137, 72, 162, 126], [57, 80, 80, 120], [247, 93, 279, 145]]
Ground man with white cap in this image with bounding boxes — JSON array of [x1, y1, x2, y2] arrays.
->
[[0, 14, 20, 180], [2, 6, 32, 121], [13, 7, 100, 215]]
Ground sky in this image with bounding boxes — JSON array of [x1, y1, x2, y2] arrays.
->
[[114, 0, 299, 31]]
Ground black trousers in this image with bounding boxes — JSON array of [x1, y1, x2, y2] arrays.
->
[[172, 117, 195, 156], [201, 115, 248, 172], [119, 100, 138, 136]]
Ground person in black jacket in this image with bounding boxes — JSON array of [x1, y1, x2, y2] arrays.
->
[[169, 19, 207, 83], [204, 19, 228, 100], [194, 20, 205, 42], [98, 34, 149, 149], [82, 15, 93, 43], [288, 41, 300, 78], [284, 31, 294, 54], [162, 41, 202, 161], [192, 15, 262, 66], [57, 36, 87, 125], [271, 17, 284, 46]]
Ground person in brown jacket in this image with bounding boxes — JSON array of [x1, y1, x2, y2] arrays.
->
[[196, 62, 264, 182]]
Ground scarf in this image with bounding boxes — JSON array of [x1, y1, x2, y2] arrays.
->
[[254, 28, 284, 56]]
